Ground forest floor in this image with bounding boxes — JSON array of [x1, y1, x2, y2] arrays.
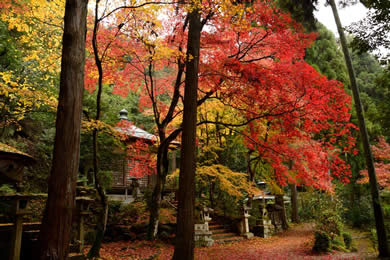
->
[[85, 223, 378, 259]]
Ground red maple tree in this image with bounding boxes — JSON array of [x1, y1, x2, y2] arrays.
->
[[83, 0, 356, 200], [359, 137, 390, 189]]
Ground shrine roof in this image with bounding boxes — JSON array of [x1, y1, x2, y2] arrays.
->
[[0, 143, 35, 163]]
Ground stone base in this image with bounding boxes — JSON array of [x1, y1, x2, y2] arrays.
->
[[253, 224, 273, 238], [242, 232, 254, 239], [194, 235, 214, 247], [194, 224, 214, 247]]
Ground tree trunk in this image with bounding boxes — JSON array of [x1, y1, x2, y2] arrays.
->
[[289, 184, 299, 223], [275, 194, 289, 230], [38, 0, 88, 259], [87, 1, 109, 256], [209, 178, 214, 209], [147, 176, 164, 239], [147, 143, 169, 240], [172, 8, 202, 260], [87, 128, 108, 258], [328, 0, 389, 257]]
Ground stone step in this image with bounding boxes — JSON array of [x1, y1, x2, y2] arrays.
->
[[212, 232, 237, 240], [209, 224, 224, 230], [209, 223, 224, 228], [210, 228, 226, 234], [214, 235, 245, 244]]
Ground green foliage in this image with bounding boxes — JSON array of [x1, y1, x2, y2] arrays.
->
[[313, 231, 331, 252], [218, 135, 248, 172], [345, 43, 389, 140], [372, 66, 390, 138], [298, 191, 343, 222], [96, 170, 112, 190], [343, 232, 352, 249], [370, 228, 378, 251], [344, 200, 373, 228], [310, 193, 353, 253], [339, 178, 374, 228], [0, 184, 15, 194], [83, 88, 154, 131], [277, 0, 318, 29], [107, 200, 122, 225], [0, 21, 20, 71], [305, 22, 348, 85], [107, 200, 149, 227], [316, 208, 343, 239]]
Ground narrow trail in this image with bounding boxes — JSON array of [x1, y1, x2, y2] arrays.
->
[[197, 223, 315, 260], [89, 223, 377, 259]]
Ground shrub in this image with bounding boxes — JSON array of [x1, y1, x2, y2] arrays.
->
[[107, 200, 123, 225], [119, 201, 148, 225], [370, 228, 378, 251], [316, 209, 343, 239], [342, 232, 352, 249], [312, 194, 353, 253], [313, 231, 330, 252]]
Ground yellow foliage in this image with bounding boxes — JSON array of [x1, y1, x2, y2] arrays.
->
[[197, 164, 260, 199], [0, 71, 57, 129], [81, 119, 116, 135], [0, 0, 64, 128], [0, 0, 64, 75]]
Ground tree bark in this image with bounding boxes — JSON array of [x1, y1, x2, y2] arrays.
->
[[275, 194, 289, 230], [289, 184, 299, 223], [328, 0, 389, 257], [38, 0, 88, 259], [172, 8, 202, 260]]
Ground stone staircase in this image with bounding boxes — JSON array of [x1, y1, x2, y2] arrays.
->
[[208, 221, 244, 244]]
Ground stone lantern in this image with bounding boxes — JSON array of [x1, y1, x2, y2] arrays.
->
[[238, 205, 254, 239], [194, 207, 214, 247]]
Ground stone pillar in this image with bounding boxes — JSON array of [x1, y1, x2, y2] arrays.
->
[[75, 197, 93, 253], [239, 205, 253, 239], [171, 150, 176, 173]]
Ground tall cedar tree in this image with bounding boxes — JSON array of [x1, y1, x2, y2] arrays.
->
[[37, 0, 88, 259], [172, 7, 202, 260], [328, 0, 389, 257]]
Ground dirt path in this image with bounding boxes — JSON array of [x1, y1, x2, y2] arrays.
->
[[196, 223, 316, 260], [91, 223, 377, 259]]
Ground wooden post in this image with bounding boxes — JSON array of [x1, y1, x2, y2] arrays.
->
[[10, 215, 23, 260], [78, 212, 85, 253], [10, 199, 28, 260]]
